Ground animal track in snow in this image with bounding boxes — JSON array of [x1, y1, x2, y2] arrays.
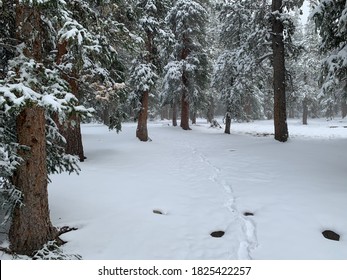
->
[[189, 146, 257, 259]]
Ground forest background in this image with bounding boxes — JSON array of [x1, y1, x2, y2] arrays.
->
[[0, 0, 347, 259]]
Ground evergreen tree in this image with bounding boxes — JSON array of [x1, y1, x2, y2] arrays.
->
[[129, 0, 171, 141], [213, 0, 269, 134], [287, 11, 321, 123], [85, 0, 137, 130], [271, 0, 289, 142], [0, 0, 92, 256], [270, 0, 304, 142], [312, 0, 347, 118], [163, 0, 209, 130], [53, 0, 131, 157]]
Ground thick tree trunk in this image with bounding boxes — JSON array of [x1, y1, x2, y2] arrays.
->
[[135, 30, 155, 141], [9, 1, 59, 256], [61, 115, 85, 161], [10, 107, 58, 255], [56, 41, 85, 161], [272, 0, 289, 142], [180, 91, 190, 130], [224, 112, 231, 134], [302, 98, 308, 125], [172, 102, 178, 127], [136, 91, 149, 141]]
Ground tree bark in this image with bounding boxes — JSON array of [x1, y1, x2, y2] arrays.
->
[[180, 37, 191, 130], [272, 0, 289, 142], [136, 30, 155, 141], [224, 112, 231, 134], [136, 91, 149, 141], [10, 108, 58, 255], [56, 41, 85, 161], [180, 63, 190, 130], [180, 91, 190, 130], [9, 1, 59, 256], [172, 102, 178, 126]]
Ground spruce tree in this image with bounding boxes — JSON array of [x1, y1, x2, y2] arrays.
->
[[163, 0, 209, 130], [287, 11, 321, 123], [129, 0, 170, 141], [213, 0, 269, 134], [0, 0, 91, 256], [312, 0, 347, 118], [270, 0, 304, 141]]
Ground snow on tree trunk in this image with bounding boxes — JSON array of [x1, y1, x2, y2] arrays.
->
[[8, 2, 59, 256], [272, 0, 289, 142], [136, 91, 149, 141], [9, 107, 58, 255]]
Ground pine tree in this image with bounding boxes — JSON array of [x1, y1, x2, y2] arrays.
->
[[213, 0, 269, 134], [271, 0, 289, 141], [129, 0, 171, 141], [287, 11, 321, 124], [312, 0, 347, 118], [0, 0, 91, 256], [270, 0, 304, 142], [85, 0, 136, 130], [163, 0, 209, 130], [52, 0, 131, 157]]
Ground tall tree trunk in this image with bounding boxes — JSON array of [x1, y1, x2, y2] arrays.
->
[[10, 108, 58, 255], [180, 91, 190, 130], [136, 31, 155, 141], [56, 41, 85, 161], [180, 39, 190, 130], [224, 112, 231, 134], [180, 66, 190, 130], [9, 1, 59, 256], [172, 102, 178, 127], [136, 91, 149, 141], [302, 98, 308, 125], [272, 0, 289, 142]]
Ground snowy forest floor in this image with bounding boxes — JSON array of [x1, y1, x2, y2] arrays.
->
[[1, 118, 347, 260]]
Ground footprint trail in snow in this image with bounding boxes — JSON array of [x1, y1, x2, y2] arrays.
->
[[190, 145, 258, 259]]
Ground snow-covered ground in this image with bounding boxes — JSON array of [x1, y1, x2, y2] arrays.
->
[[1, 118, 347, 260]]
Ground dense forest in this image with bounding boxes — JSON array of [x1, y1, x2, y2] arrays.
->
[[0, 0, 346, 258]]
